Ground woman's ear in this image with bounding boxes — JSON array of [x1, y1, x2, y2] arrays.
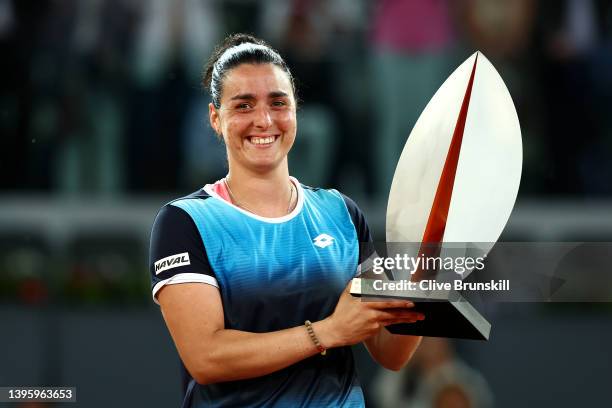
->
[[209, 103, 221, 137]]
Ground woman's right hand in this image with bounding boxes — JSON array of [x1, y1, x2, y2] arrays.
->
[[316, 281, 425, 349]]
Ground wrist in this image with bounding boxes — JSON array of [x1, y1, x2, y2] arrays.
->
[[312, 318, 340, 349]]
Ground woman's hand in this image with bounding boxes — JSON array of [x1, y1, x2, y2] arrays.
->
[[315, 281, 425, 349]]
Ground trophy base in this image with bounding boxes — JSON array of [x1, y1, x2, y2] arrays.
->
[[350, 278, 491, 340]]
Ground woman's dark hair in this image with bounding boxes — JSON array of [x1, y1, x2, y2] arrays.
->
[[203, 33, 296, 108]]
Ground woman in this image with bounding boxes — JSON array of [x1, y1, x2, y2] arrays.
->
[[149, 33, 423, 407]]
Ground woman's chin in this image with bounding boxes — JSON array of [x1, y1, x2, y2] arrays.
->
[[245, 156, 286, 173]]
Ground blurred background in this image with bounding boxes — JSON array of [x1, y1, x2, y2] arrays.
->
[[1, 0, 611, 406]]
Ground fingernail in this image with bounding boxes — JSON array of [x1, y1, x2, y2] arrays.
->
[[405, 302, 414, 308]]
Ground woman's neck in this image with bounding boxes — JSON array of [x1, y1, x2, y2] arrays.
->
[[225, 164, 296, 218]]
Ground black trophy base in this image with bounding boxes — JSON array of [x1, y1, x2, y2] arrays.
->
[[350, 278, 491, 340]]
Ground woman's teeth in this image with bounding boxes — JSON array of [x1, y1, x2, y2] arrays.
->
[[250, 136, 275, 145]]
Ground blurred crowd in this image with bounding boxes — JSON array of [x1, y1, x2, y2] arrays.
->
[[2, 0, 612, 199]]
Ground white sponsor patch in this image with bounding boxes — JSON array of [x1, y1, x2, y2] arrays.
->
[[154, 252, 190, 275]]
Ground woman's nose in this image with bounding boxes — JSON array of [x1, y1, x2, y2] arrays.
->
[[253, 106, 272, 129]]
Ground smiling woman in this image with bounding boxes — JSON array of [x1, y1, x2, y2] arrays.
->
[[148, 33, 423, 408], [209, 63, 297, 190]]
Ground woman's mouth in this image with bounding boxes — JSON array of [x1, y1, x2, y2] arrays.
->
[[247, 135, 279, 145]]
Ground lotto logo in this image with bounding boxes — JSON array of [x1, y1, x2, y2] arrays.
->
[[313, 234, 334, 248]]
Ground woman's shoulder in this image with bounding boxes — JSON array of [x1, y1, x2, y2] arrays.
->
[[300, 183, 360, 206], [166, 188, 212, 206], [151, 188, 212, 226], [153, 187, 212, 214], [300, 183, 372, 242], [299, 183, 367, 219]]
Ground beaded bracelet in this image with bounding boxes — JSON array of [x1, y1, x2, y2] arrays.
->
[[304, 320, 326, 355]]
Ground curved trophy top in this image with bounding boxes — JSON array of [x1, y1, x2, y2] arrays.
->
[[386, 52, 522, 252]]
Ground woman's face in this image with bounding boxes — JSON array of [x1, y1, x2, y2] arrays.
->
[[209, 63, 297, 174]]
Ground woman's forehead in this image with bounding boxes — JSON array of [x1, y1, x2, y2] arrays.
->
[[221, 64, 293, 99]]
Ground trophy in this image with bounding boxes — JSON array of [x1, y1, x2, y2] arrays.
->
[[351, 52, 522, 340]]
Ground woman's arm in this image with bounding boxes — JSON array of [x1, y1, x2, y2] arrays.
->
[[364, 328, 422, 371], [158, 283, 323, 384], [158, 282, 422, 384]]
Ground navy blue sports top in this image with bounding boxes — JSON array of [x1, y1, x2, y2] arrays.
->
[[149, 179, 373, 407]]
